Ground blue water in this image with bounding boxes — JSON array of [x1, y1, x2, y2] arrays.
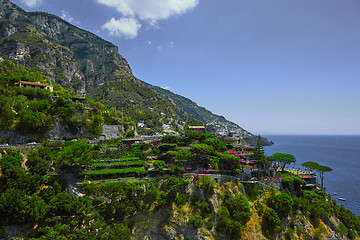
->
[[263, 135, 360, 217]]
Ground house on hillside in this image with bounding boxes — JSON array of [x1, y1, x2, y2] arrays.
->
[[17, 81, 53, 91], [189, 126, 206, 134], [50, 96, 87, 104]]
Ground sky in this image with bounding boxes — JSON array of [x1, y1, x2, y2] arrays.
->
[[11, 0, 360, 135]]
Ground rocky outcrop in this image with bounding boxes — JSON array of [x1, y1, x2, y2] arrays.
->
[[0, 0, 131, 96], [101, 125, 123, 139], [44, 119, 90, 140], [0, 0, 271, 146], [0, 128, 29, 144]]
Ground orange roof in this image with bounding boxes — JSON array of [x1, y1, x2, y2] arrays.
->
[[20, 81, 48, 87]]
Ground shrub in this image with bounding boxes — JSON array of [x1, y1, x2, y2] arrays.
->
[[161, 135, 180, 144], [175, 193, 187, 207], [223, 192, 251, 224], [159, 143, 177, 152], [285, 228, 294, 240], [268, 193, 294, 218], [262, 208, 282, 236], [216, 191, 251, 238], [189, 215, 204, 229], [314, 229, 322, 240], [195, 175, 216, 196], [282, 176, 306, 191], [88, 114, 103, 137]]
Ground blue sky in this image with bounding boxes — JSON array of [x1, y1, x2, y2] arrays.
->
[[12, 0, 360, 135]]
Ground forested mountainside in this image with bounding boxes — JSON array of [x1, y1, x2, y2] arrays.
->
[[0, 0, 200, 133], [143, 83, 272, 146], [0, 131, 359, 239], [0, 0, 268, 145], [0, 59, 144, 143]]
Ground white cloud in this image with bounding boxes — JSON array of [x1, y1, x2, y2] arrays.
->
[[170, 41, 175, 48], [102, 17, 142, 39], [97, 0, 199, 21], [97, 0, 199, 38], [20, 0, 43, 8], [161, 86, 171, 90], [61, 11, 73, 23], [157, 45, 162, 51]]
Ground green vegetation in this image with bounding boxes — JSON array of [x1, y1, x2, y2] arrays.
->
[[0, 60, 144, 141], [262, 208, 282, 236], [0, 90, 358, 239], [282, 176, 307, 191], [90, 160, 144, 168], [216, 190, 252, 238], [57, 139, 93, 166], [82, 167, 147, 179], [270, 152, 297, 171], [301, 161, 333, 188]]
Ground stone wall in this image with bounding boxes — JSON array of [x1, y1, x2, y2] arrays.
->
[[101, 125, 123, 139]]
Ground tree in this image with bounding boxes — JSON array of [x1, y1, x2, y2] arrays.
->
[[254, 135, 266, 160], [26, 146, 53, 175], [17, 108, 52, 135], [190, 144, 214, 168], [195, 175, 217, 196], [301, 161, 318, 172], [262, 208, 282, 236], [270, 152, 296, 171], [88, 114, 103, 137], [216, 191, 252, 238], [176, 149, 191, 161], [204, 137, 227, 152], [106, 223, 132, 240], [269, 193, 294, 218], [153, 160, 165, 174], [217, 152, 239, 172], [302, 161, 332, 189], [56, 140, 93, 166], [0, 148, 25, 191]]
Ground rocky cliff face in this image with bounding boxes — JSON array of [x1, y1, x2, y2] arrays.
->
[[0, 0, 193, 128], [123, 180, 346, 240], [0, 0, 270, 146], [0, 0, 132, 97]]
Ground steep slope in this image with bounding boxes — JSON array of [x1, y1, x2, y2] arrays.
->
[[0, 0, 269, 145], [0, 0, 199, 130], [143, 83, 272, 145]]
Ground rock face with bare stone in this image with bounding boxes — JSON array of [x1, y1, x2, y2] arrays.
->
[[0, 0, 271, 146], [101, 125, 124, 139]]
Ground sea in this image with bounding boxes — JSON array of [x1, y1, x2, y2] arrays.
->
[[263, 135, 360, 217]]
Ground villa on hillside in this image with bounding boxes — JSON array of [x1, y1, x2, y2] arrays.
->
[[189, 126, 206, 134], [17, 81, 53, 91]]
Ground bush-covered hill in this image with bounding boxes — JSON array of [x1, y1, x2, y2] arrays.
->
[[0, 0, 269, 146], [0, 59, 140, 143], [0, 132, 359, 239], [0, 0, 200, 134]]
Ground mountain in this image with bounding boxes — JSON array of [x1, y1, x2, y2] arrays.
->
[[0, 0, 270, 146], [143, 83, 272, 145]]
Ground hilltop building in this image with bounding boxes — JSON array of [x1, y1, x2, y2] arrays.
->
[[17, 81, 53, 91]]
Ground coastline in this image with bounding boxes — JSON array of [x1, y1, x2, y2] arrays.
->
[[263, 135, 360, 217]]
